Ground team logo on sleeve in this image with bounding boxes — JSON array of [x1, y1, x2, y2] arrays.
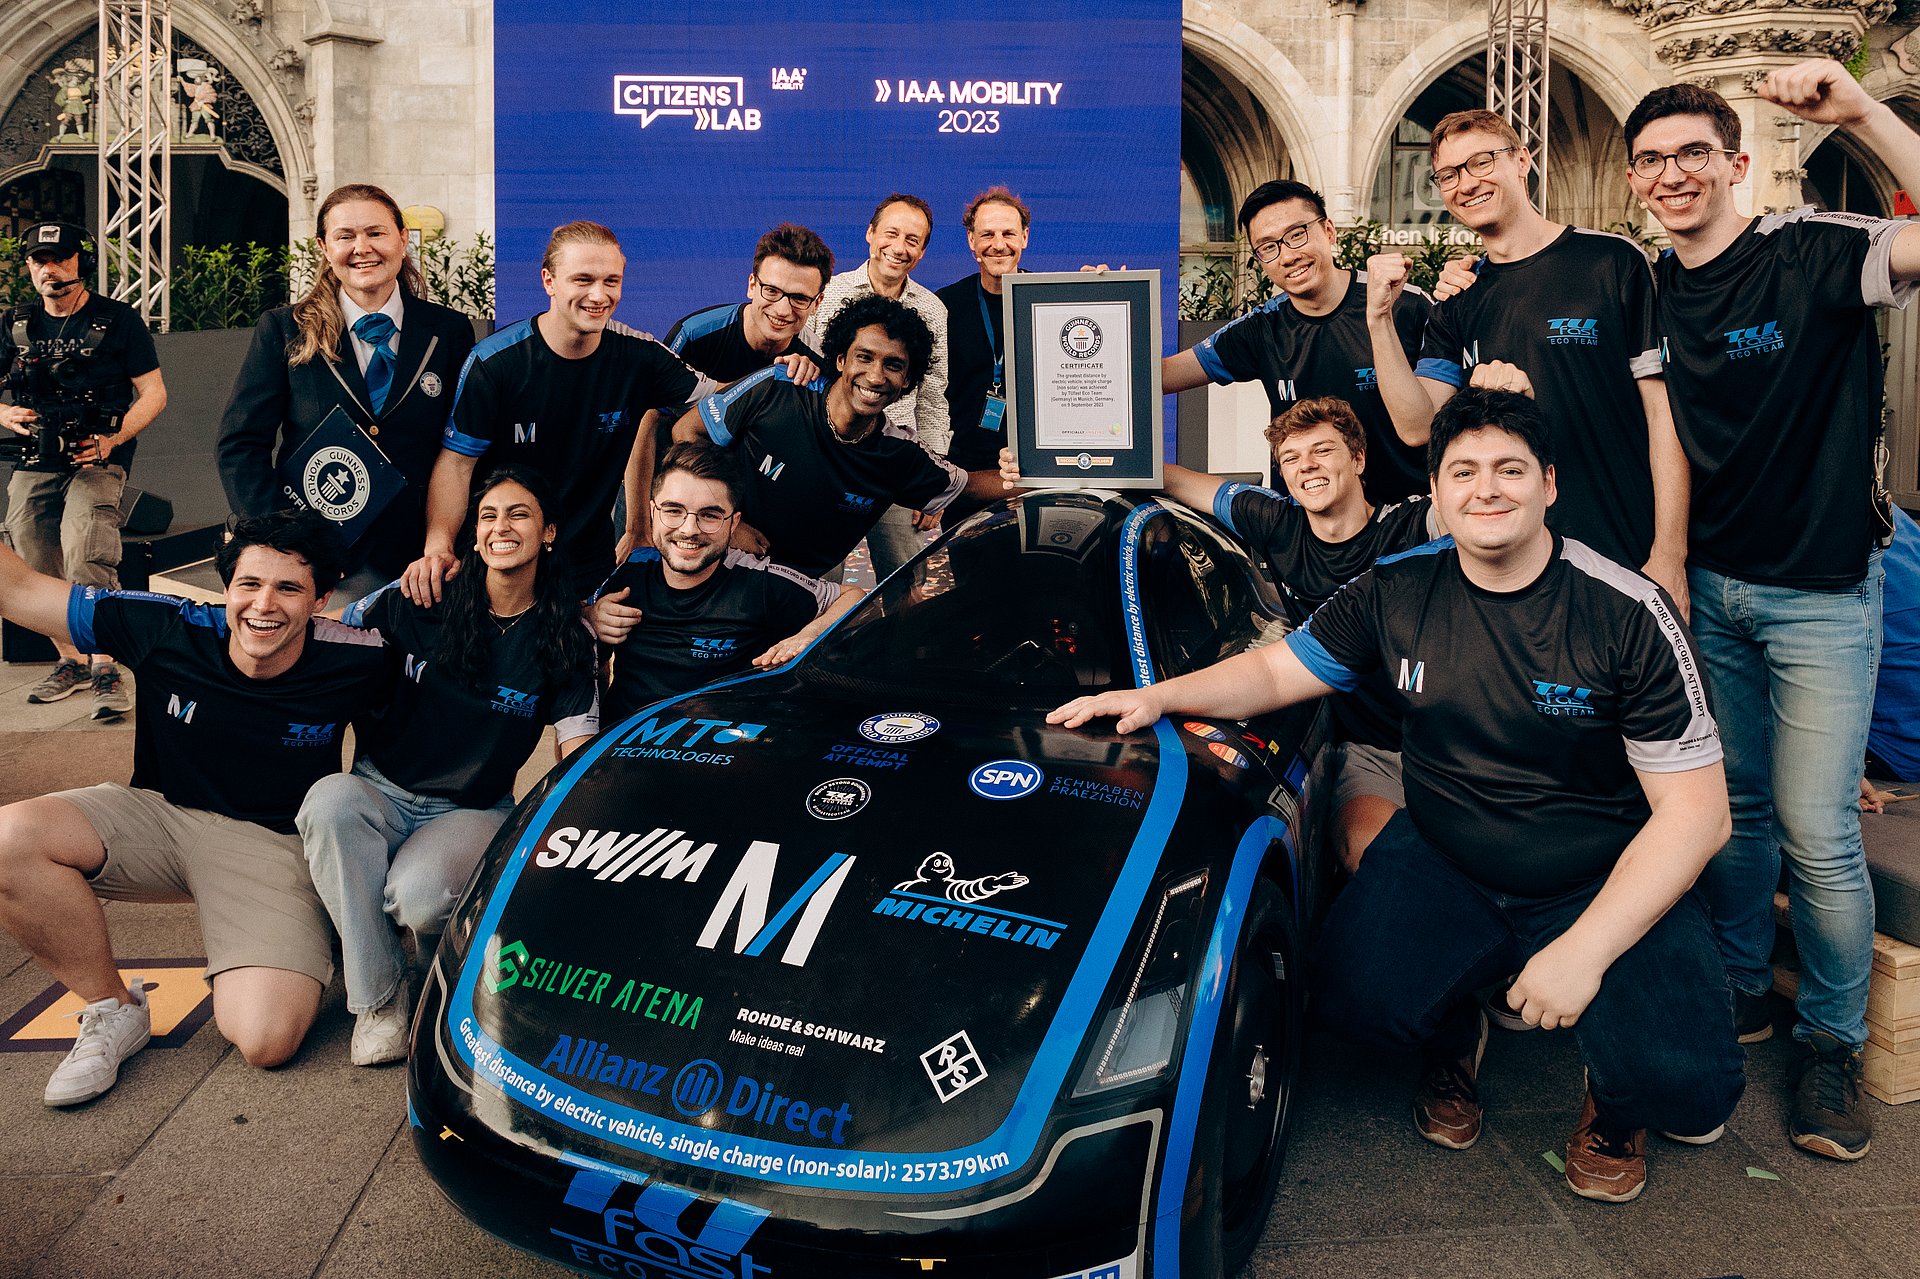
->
[[300, 446, 372, 521]]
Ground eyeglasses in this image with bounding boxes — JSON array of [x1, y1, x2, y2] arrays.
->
[[652, 501, 733, 531], [1428, 148, 1515, 192], [1629, 144, 1738, 180], [752, 277, 819, 310], [1251, 220, 1321, 264]]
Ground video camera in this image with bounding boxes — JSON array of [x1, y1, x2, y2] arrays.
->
[[0, 345, 122, 473]]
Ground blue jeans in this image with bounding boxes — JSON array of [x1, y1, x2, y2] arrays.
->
[[296, 759, 513, 1012], [1689, 555, 1883, 1047], [1312, 813, 1744, 1135]]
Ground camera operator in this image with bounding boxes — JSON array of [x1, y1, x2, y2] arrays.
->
[[1, 222, 167, 718]]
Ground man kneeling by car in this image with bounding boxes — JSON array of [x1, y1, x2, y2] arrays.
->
[[1051, 388, 1742, 1203]]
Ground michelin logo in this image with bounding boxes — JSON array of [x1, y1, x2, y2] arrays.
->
[[614, 75, 761, 131], [893, 853, 1028, 903]]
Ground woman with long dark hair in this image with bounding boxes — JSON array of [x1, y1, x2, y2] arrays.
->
[[217, 183, 477, 599], [298, 465, 598, 1065]]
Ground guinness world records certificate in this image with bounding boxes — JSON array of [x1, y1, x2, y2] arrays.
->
[[1004, 270, 1163, 488]]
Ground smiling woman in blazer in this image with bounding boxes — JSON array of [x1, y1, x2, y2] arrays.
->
[[218, 184, 476, 597]]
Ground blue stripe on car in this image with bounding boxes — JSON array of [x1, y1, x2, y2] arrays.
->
[[1151, 814, 1287, 1276]]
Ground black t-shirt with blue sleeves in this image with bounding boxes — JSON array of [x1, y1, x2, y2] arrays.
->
[[1286, 535, 1720, 896], [68, 586, 389, 834], [1214, 483, 1439, 750], [1653, 209, 1916, 589], [1419, 228, 1665, 569], [341, 583, 600, 807], [594, 548, 839, 721], [441, 319, 700, 591], [1194, 274, 1456, 504], [699, 366, 966, 576], [666, 302, 822, 385]]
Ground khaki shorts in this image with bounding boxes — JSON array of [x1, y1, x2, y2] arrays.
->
[[55, 783, 334, 984], [1333, 741, 1406, 811]]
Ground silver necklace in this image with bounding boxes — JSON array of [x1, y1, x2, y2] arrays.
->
[[489, 605, 533, 634]]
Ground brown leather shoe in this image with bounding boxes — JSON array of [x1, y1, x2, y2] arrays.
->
[[1413, 1008, 1489, 1149], [1565, 1089, 1646, 1203]]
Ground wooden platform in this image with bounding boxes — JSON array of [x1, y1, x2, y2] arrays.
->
[[1772, 891, 1920, 1104]]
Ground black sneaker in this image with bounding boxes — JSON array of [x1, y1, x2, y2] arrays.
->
[[1791, 1030, 1872, 1161], [1733, 987, 1775, 1044]]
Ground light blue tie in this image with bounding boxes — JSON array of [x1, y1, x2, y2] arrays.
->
[[352, 312, 397, 415]]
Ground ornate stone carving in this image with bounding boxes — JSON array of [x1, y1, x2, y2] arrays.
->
[[1612, 0, 1892, 28], [228, 0, 268, 27], [1655, 26, 1863, 64], [292, 97, 314, 127], [267, 46, 304, 74], [302, 174, 317, 198]]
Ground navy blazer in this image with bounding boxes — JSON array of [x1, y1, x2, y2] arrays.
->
[[217, 294, 476, 579], [935, 272, 1013, 475]]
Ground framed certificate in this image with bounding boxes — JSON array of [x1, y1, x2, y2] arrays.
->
[[1003, 270, 1163, 488]]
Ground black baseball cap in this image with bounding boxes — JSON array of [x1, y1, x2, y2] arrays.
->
[[21, 222, 88, 260]]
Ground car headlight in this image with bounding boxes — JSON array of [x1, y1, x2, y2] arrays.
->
[[1071, 871, 1208, 1096]]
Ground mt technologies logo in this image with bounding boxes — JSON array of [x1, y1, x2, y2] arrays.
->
[[613, 75, 761, 131]]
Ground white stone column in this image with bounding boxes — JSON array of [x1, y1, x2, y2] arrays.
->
[[300, 9, 382, 206], [1327, 0, 1365, 223]]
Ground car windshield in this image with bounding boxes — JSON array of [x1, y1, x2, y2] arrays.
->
[[802, 493, 1126, 704]]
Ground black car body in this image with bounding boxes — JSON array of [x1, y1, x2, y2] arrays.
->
[[409, 491, 1334, 1278]]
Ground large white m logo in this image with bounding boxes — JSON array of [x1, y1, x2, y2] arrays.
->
[[694, 841, 854, 967], [1397, 659, 1425, 693]]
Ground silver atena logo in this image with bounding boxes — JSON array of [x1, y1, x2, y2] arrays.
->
[[1060, 317, 1102, 359], [302, 446, 371, 521], [420, 372, 443, 398]]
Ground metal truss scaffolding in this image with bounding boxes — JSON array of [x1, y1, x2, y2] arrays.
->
[[97, 0, 171, 331], [1487, 0, 1549, 216]]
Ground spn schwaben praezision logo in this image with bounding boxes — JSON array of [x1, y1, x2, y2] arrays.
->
[[613, 75, 761, 131]]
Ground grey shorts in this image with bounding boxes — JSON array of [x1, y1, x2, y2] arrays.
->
[[55, 783, 335, 984], [1333, 741, 1406, 811]]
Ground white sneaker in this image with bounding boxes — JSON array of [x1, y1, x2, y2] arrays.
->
[[44, 977, 152, 1107], [350, 983, 411, 1066]]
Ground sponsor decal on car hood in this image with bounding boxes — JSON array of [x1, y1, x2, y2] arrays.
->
[[443, 691, 1185, 1194]]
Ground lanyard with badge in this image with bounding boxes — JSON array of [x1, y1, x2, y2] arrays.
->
[[978, 283, 1006, 434]]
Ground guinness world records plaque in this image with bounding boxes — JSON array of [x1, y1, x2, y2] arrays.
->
[[1003, 270, 1163, 488]]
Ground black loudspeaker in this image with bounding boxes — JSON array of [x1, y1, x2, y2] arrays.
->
[[118, 485, 172, 537]]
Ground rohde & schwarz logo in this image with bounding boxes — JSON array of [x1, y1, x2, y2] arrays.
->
[[613, 75, 761, 131], [969, 759, 1043, 800]]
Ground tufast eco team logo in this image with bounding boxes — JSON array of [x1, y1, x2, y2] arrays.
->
[[1547, 317, 1599, 346], [301, 446, 371, 521], [1353, 366, 1379, 391], [1531, 679, 1597, 717], [1725, 321, 1785, 360], [613, 75, 761, 131]]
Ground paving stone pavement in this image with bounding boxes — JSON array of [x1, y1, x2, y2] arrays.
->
[[0, 657, 1915, 1279]]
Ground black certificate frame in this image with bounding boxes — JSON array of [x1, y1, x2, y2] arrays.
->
[[1004, 270, 1164, 489]]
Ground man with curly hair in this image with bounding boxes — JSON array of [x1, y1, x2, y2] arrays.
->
[[672, 295, 1006, 577]]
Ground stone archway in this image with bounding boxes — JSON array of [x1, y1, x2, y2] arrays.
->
[[0, 0, 311, 236], [1355, 13, 1664, 233], [1182, 4, 1330, 197]]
